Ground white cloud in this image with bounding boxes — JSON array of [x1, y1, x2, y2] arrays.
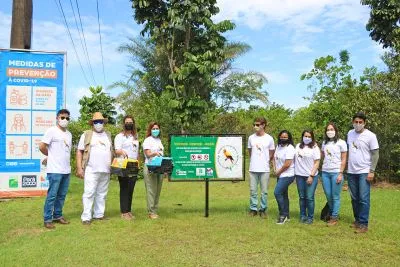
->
[[215, 0, 370, 55], [262, 71, 290, 84], [215, 0, 369, 30], [0, 10, 136, 87], [291, 44, 313, 53]]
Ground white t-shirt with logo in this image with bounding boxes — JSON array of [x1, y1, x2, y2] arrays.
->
[[274, 144, 295, 178], [248, 133, 275, 172], [347, 129, 379, 174], [322, 139, 347, 173], [41, 126, 72, 174], [78, 131, 112, 173], [114, 133, 139, 160], [143, 136, 164, 163], [294, 144, 321, 176]]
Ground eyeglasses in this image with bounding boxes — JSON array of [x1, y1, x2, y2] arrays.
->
[[60, 116, 70, 121], [253, 123, 261, 126], [93, 120, 104, 124]]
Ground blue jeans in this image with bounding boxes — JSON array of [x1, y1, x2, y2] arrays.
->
[[296, 175, 318, 221], [43, 173, 70, 223], [321, 172, 343, 218], [347, 173, 370, 227], [249, 172, 270, 211], [274, 176, 295, 217]]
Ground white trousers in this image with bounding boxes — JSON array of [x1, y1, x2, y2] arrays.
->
[[81, 171, 110, 221]]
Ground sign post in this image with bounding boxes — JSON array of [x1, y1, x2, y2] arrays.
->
[[0, 49, 66, 198], [169, 134, 245, 216]]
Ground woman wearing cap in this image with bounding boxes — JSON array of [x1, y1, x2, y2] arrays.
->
[[114, 115, 139, 220], [142, 122, 164, 219], [321, 122, 347, 226], [294, 129, 321, 224]]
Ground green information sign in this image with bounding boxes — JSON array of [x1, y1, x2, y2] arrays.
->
[[170, 135, 245, 181]]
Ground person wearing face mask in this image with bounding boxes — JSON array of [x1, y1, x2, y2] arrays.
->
[[273, 130, 296, 225], [142, 122, 164, 219], [294, 129, 321, 224], [247, 117, 275, 218], [321, 122, 347, 226], [76, 112, 113, 225], [114, 115, 139, 220], [39, 109, 72, 229], [347, 112, 379, 234]]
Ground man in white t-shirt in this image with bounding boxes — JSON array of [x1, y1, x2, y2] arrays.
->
[[347, 112, 379, 234], [247, 117, 275, 218], [39, 109, 72, 229], [76, 112, 113, 225]]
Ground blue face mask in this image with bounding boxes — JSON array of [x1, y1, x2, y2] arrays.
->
[[151, 129, 160, 137]]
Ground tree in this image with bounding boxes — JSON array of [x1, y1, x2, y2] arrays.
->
[[128, 0, 269, 130], [78, 86, 117, 124], [301, 50, 400, 181], [361, 0, 400, 53], [112, 37, 268, 131]]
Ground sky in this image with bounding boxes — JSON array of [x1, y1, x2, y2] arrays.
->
[[0, 0, 385, 119]]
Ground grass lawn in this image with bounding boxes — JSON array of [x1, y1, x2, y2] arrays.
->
[[0, 175, 399, 266]]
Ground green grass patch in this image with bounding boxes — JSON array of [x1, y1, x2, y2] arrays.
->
[[1, 176, 399, 266]]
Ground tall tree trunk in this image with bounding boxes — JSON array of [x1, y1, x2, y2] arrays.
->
[[10, 0, 32, 49]]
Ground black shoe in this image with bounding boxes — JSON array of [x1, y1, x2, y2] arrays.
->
[[82, 220, 91, 225], [259, 210, 267, 219], [276, 216, 288, 225], [248, 210, 257, 217]]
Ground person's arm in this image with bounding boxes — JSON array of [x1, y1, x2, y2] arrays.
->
[[115, 149, 128, 157], [144, 149, 161, 158], [76, 149, 84, 179], [39, 142, 48, 156], [248, 148, 252, 159], [276, 159, 293, 177], [307, 159, 320, 185], [367, 149, 379, 181], [269, 149, 275, 162], [337, 151, 347, 184]]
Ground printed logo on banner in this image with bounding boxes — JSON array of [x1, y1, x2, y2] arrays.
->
[[190, 154, 209, 161], [196, 168, 205, 176], [21, 175, 37, 188], [8, 176, 19, 188], [206, 168, 214, 176], [175, 170, 187, 176], [217, 145, 239, 171]]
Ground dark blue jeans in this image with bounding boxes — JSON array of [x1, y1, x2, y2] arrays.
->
[[43, 173, 70, 223], [347, 173, 370, 227], [296, 175, 318, 221], [274, 176, 295, 217]]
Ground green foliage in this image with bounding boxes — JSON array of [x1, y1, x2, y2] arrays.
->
[[78, 86, 117, 124], [301, 50, 400, 181], [128, 0, 268, 130], [361, 0, 400, 53]]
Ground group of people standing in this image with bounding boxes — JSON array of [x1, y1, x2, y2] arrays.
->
[[39, 109, 378, 234], [248, 112, 379, 233], [39, 109, 165, 229]]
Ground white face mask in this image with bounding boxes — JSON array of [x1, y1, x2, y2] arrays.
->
[[353, 123, 364, 132], [326, 130, 335, 139], [94, 123, 104, 132], [58, 119, 69, 128], [303, 137, 312, 145]]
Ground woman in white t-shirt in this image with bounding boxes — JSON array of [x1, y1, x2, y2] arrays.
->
[[273, 130, 296, 225], [294, 129, 320, 224], [142, 122, 164, 219], [321, 122, 347, 226], [114, 115, 139, 220]]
